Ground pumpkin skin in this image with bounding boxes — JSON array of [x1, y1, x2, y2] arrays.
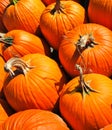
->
[[40, 0, 86, 50], [0, 109, 70, 130], [59, 23, 112, 77], [59, 73, 112, 130], [0, 0, 9, 32], [0, 30, 50, 61], [100, 124, 112, 130], [88, 0, 112, 30], [2, 0, 45, 34], [0, 98, 14, 125], [3, 53, 67, 112]]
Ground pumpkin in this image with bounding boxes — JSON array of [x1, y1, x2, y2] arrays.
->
[[3, 53, 67, 112], [0, 0, 9, 32], [59, 23, 112, 77], [100, 124, 112, 130], [0, 30, 50, 61], [88, 0, 112, 30], [0, 56, 6, 97], [59, 64, 112, 130], [0, 109, 70, 130], [40, 0, 86, 50], [0, 98, 14, 125], [2, 0, 45, 34]]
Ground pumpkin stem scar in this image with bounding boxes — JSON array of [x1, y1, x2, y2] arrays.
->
[[75, 64, 99, 97], [4, 57, 35, 77]]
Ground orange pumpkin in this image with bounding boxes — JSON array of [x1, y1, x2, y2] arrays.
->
[[0, 109, 70, 130], [3, 53, 67, 111], [40, 0, 86, 50], [59, 65, 112, 130], [2, 0, 45, 34], [88, 0, 112, 30], [0, 30, 50, 61], [59, 23, 112, 77]]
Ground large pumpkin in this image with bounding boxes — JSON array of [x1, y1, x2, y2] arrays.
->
[[2, 0, 45, 34], [0, 109, 70, 130], [40, 0, 86, 50], [0, 30, 50, 61], [59, 65, 112, 130], [3, 53, 67, 112], [88, 0, 112, 30], [59, 23, 112, 77]]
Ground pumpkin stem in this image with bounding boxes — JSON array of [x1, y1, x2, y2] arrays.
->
[[75, 33, 98, 73], [76, 33, 98, 50], [0, 33, 5, 38], [51, 0, 65, 14], [10, 0, 18, 5], [0, 37, 13, 46], [76, 64, 99, 97], [4, 57, 34, 77]]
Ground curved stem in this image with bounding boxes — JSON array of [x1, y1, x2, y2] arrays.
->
[[75, 34, 98, 74], [75, 64, 99, 97], [4, 57, 34, 77]]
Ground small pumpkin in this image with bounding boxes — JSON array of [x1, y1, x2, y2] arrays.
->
[[2, 0, 45, 34], [59, 64, 112, 130], [40, 0, 86, 50], [88, 0, 112, 30], [0, 109, 70, 130], [0, 30, 50, 61], [3, 53, 67, 111], [59, 23, 112, 77]]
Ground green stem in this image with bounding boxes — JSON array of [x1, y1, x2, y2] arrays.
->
[[10, 0, 18, 5], [0, 37, 13, 46]]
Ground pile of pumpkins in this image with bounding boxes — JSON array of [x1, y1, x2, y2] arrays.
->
[[0, 0, 112, 129]]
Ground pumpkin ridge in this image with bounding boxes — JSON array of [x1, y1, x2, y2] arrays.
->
[[90, 94, 111, 126], [15, 4, 37, 32], [28, 74, 57, 107]]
